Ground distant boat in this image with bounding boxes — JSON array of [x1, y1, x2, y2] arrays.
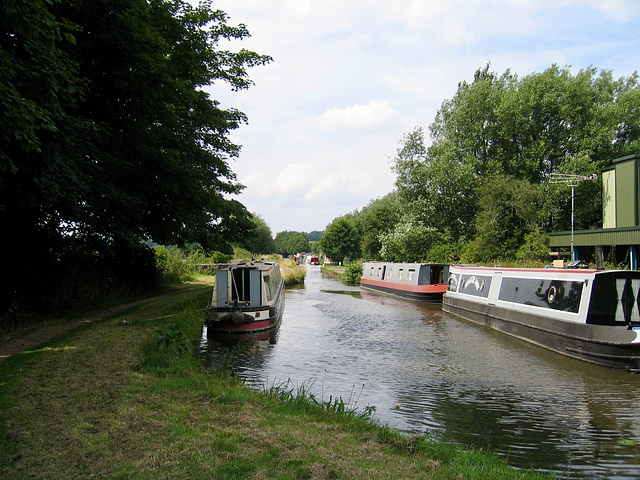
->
[[206, 260, 285, 334], [360, 262, 449, 302], [443, 265, 640, 370]]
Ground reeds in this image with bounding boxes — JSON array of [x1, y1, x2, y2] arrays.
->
[[280, 259, 306, 285]]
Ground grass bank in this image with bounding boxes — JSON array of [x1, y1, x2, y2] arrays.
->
[[321, 265, 345, 279], [280, 259, 306, 285], [0, 286, 552, 479]]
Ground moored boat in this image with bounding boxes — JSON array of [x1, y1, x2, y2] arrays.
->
[[360, 262, 449, 302], [443, 265, 640, 369], [206, 260, 285, 334]]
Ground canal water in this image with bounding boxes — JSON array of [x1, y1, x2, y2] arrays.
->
[[201, 266, 640, 479]]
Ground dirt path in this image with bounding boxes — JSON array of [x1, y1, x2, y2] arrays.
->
[[0, 287, 201, 361]]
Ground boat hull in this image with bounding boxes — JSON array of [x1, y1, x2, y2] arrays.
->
[[360, 278, 446, 302], [206, 301, 284, 334], [360, 262, 449, 303]]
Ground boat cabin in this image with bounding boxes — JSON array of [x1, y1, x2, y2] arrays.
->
[[365, 262, 448, 286]]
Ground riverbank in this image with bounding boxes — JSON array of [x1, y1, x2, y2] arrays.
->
[[0, 285, 551, 479], [321, 265, 346, 278]]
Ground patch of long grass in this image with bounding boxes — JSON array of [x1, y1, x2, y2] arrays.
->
[[280, 259, 306, 285]]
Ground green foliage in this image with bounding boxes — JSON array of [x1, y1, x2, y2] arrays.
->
[[357, 192, 402, 260], [390, 64, 639, 262], [516, 229, 551, 262], [342, 263, 363, 285], [240, 213, 276, 254], [274, 231, 310, 256], [306, 230, 323, 242], [154, 246, 189, 283], [426, 242, 463, 263], [154, 245, 232, 284], [318, 217, 361, 263], [467, 175, 543, 262], [0, 0, 270, 322], [379, 218, 441, 262], [155, 323, 192, 355]]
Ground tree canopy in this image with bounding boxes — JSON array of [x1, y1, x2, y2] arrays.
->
[[318, 217, 361, 263], [392, 64, 639, 262], [240, 214, 276, 254], [1, 0, 270, 320], [320, 64, 640, 265], [274, 231, 310, 256]]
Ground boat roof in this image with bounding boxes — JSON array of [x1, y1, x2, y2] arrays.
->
[[448, 264, 640, 276], [363, 261, 449, 267], [225, 260, 279, 272]]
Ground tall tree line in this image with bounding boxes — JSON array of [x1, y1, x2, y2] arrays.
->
[[320, 65, 640, 264], [1, 0, 270, 321]]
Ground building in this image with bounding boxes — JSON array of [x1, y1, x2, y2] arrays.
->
[[549, 154, 640, 270]]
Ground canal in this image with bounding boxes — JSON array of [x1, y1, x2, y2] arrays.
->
[[201, 265, 640, 479]]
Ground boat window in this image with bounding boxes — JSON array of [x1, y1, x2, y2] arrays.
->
[[498, 278, 581, 312], [408, 269, 416, 282], [387, 267, 392, 280], [431, 266, 444, 284], [231, 268, 251, 303], [264, 275, 271, 301], [398, 268, 403, 281]]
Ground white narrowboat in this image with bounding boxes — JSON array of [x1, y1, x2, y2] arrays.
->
[[206, 260, 285, 334], [360, 262, 449, 302], [443, 265, 640, 369]]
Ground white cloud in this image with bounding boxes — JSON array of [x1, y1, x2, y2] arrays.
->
[[317, 100, 398, 131], [192, 0, 640, 234]]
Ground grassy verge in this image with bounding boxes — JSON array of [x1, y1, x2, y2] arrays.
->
[[0, 287, 552, 479], [321, 265, 345, 279], [280, 259, 306, 285]]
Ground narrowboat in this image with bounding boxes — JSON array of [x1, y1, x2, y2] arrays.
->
[[360, 262, 449, 302], [443, 265, 640, 370], [206, 260, 285, 334]]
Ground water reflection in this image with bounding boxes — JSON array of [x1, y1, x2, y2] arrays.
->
[[201, 266, 640, 479], [200, 325, 280, 380]]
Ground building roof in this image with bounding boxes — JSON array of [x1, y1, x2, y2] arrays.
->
[[549, 226, 640, 248]]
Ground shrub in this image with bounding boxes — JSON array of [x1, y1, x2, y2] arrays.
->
[[154, 246, 188, 283], [343, 263, 363, 285]]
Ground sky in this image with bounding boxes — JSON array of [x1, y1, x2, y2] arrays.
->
[[203, 0, 640, 235]]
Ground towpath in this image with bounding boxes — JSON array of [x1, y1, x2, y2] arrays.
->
[[0, 286, 200, 361]]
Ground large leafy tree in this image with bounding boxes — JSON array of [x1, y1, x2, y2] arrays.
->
[[318, 217, 361, 263], [394, 64, 640, 258], [0, 0, 270, 319], [241, 214, 275, 254], [463, 175, 542, 262], [274, 231, 310, 256], [356, 192, 402, 260]]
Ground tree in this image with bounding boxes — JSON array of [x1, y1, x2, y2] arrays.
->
[[463, 175, 542, 262], [379, 217, 440, 263], [356, 192, 402, 260], [0, 0, 270, 320], [394, 64, 640, 259], [274, 231, 310, 256], [241, 214, 275, 254], [307, 231, 324, 242], [393, 128, 476, 241], [318, 217, 361, 263]]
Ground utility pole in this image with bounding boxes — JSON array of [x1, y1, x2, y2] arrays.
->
[[549, 173, 598, 261]]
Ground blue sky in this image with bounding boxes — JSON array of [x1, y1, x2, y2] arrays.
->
[[204, 0, 640, 235]]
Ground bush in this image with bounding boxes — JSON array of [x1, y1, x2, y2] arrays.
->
[[343, 263, 363, 285], [154, 246, 188, 283]]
